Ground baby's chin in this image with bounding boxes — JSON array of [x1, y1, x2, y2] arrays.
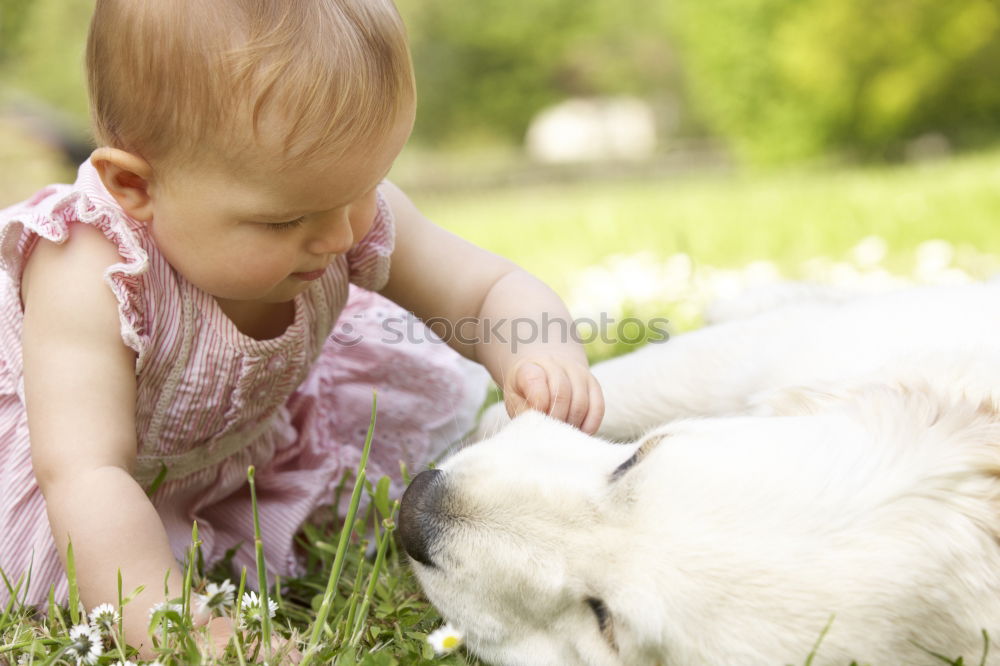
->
[[209, 279, 309, 305]]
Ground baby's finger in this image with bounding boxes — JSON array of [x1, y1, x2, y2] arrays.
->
[[579, 375, 605, 435], [503, 391, 527, 419], [538, 361, 574, 423], [557, 360, 597, 430], [509, 361, 550, 415]]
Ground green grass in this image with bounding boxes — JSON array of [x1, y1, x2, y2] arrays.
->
[[406, 149, 1000, 296]]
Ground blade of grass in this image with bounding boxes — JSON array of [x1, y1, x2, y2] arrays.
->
[[301, 391, 377, 666], [233, 567, 249, 666], [803, 615, 834, 666], [273, 573, 283, 612], [350, 509, 397, 648], [182, 521, 199, 619], [65, 540, 79, 626], [116, 571, 124, 639], [146, 462, 169, 498], [1, 555, 32, 619], [105, 569, 127, 662], [247, 466, 273, 663], [46, 586, 66, 635], [0, 568, 25, 619], [341, 547, 367, 645]]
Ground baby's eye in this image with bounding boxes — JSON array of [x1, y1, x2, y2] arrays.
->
[[265, 217, 305, 231]]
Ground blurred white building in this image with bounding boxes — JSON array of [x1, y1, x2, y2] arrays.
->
[[525, 96, 657, 163]]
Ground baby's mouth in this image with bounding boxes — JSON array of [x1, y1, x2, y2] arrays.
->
[[291, 268, 326, 281]]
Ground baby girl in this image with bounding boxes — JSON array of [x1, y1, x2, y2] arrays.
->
[[0, 0, 603, 653]]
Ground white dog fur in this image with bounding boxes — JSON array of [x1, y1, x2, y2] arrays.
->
[[399, 282, 1000, 665]]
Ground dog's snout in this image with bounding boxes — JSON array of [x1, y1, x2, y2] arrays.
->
[[398, 468, 445, 568]]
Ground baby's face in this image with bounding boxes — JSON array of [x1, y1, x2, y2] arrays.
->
[[144, 107, 413, 305]]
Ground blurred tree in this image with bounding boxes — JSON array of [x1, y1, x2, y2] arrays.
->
[[397, 0, 678, 147], [3, 0, 685, 152], [0, 0, 91, 120], [670, 0, 1000, 162], [0, 0, 33, 65]]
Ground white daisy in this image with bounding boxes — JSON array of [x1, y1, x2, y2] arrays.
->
[[427, 623, 464, 654], [239, 591, 278, 629], [148, 601, 185, 635], [89, 602, 119, 633], [66, 623, 103, 665], [148, 601, 183, 620], [112, 661, 138, 666], [195, 579, 236, 615]]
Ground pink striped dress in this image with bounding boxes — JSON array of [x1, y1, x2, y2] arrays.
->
[[0, 162, 487, 606]]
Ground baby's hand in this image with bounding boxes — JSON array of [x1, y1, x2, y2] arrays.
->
[[503, 355, 604, 434], [201, 616, 236, 658]]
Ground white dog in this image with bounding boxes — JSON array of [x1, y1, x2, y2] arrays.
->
[[398, 282, 1000, 666]]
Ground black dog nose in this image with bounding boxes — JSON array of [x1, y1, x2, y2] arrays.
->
[[398, 468, 445, 568]]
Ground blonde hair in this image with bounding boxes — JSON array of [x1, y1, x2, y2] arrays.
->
[[87, 0, 414, 171]]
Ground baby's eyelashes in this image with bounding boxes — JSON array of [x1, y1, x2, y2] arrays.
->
[[263, 217, 306, 231]]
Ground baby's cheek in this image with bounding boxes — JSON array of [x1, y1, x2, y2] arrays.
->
[[242, 247, 299, 286]]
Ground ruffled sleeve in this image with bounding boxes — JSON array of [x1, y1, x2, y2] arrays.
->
[[345, 187, 395, 291], [0, 165, 151, 359]]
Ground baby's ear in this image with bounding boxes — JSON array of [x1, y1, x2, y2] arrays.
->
[[89, 148, 155, 222]]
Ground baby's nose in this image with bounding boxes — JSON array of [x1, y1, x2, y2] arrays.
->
[[306, 214, 353, 255], [398, 469, 445, 568]]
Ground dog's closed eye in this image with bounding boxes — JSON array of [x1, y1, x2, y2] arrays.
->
[[610, 433, 667, 482], [586, 596, 617, 652]]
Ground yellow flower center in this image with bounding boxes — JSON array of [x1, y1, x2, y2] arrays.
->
[[442, 635, 459, 649]]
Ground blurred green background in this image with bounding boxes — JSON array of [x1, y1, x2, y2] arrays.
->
[[2, 0, 1000, 354]]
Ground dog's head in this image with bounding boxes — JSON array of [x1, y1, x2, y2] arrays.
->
[[400, 392, 1000, 665], [399, 411, 643, 665]]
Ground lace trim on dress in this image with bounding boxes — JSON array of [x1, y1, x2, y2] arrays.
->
[[134, 416, 276, 487]]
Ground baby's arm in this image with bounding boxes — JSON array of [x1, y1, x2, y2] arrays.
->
[[379, 184, 604, 433], [22, 224, 185, 655]]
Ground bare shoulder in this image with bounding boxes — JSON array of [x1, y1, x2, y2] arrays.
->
[[22, 222, 123, 313]]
